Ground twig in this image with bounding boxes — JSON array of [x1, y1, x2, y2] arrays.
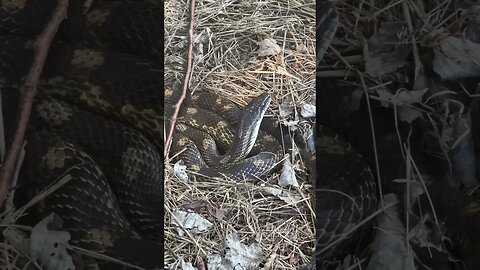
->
[[0, 0, 69, 207], [10, 174, 73, 221], [402, 0, 421, 81], [164, 0, 196, 158], [72, 246, 146, 270], [357, 71, 384, 208], [315, 200, 398, 259], [316, 69, 356, 78], [4, 142, 26, 214], [0, 91, 5, 160]]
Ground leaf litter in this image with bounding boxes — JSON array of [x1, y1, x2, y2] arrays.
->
[[164, 0, 317, 268], [317, 0, 480, 268]]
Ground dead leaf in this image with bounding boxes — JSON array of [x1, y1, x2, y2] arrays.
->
[[180, 200, 207, 211], [397, 107, 423, 124], [3, 227, 30, 255], [207, 233, 263, 270], [279, 97, 300, 129], [365, 22, 410, 77], [181, 259, 197, 270], [300, 103, 316, 118], [465, 14, 480, 43], [433, 36, 480, 80], [279, 155, 299, 187], [366, 194, 415, 270], [279, 100, 294, 118], [30, 213, 75, 270], [409, 215, 444, 249], [212, 207, 225, 221], [373, 88, 427, 123], [348, 88, 364, 111], [393, 178, 424, 205], [365, 47, 410, 77], [257, 38, 281, 57], [296, 44, 308, 53], [260, 186, 302, 204], [173, 160, 189, 182], [374, 88, 426, 107], [368, 22, 407, 54], [412, 67, 430, 90], [447, 114, 477, 189], [171, 209, 213, 237], [169, 258, 198, 270]]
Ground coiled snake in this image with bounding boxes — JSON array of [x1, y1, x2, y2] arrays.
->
[[0, 0, 379, 268]]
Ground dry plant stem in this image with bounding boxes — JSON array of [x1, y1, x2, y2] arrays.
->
[[72, 246, 145, 270], [0, 0, 69, 207], [11, 174, 73, 220], [402, 1, 421, 80], [316, 200, 397, 257], [357, 71, 384, 207], [4, 142, 26, 214], [164, 203, 208, 257], [0, 91, 5, 159], [316, 69, 356, 78], [164, 0, 196, 158], [404, 144, 412, 255]]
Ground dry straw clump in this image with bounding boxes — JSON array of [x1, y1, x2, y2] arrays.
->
[[164, 0, 316, 268]]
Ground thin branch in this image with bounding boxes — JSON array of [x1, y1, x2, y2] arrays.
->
[[357, 70, 384, 208], [0, 91, 5, 160], [164, 0, 196, 158], [0, 0, 69, 207], [402, 0, 421, 81]]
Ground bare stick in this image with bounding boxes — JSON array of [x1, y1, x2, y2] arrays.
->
[[357, 71, 384, 208], [0, 0, 69, 207], [164, 0, 196, 158], [0, 90, 5, 160], [402, 1, 421, 81]]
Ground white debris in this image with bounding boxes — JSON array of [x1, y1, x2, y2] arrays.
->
[[366, 194, 415, 270], [171, 209, 213, 237], [173, 160, 189, 182], [433, 36, 480, 80], [278, 155, 299, 187], [30, 213, 75, 270], [169, 258, 198, 270], [260, 186, 302, 204], [257, 38, 282, 56], [207, 233, 263, 270], [300, 103, 316, 118]]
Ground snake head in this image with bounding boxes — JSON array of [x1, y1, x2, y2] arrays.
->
[[243, 92, 271, 119], [235, 93, 272, 155]]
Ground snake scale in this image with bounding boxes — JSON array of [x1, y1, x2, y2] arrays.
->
[[0, 0, 379, 268]]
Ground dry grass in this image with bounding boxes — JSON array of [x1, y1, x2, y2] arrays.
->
[[323, 0, 479, 201], [164, 0, 316, 268], [318, 0, 480, 268], [320, 0, 479, 76]]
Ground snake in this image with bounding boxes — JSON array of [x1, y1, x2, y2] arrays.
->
[[0, 0, 380, 268], [165, 88, 284, 181]]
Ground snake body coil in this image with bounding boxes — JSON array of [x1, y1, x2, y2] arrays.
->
[[167, 91, 282, 181]]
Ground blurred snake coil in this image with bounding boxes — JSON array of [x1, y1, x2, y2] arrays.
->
[[0, 0, 379, 269]]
